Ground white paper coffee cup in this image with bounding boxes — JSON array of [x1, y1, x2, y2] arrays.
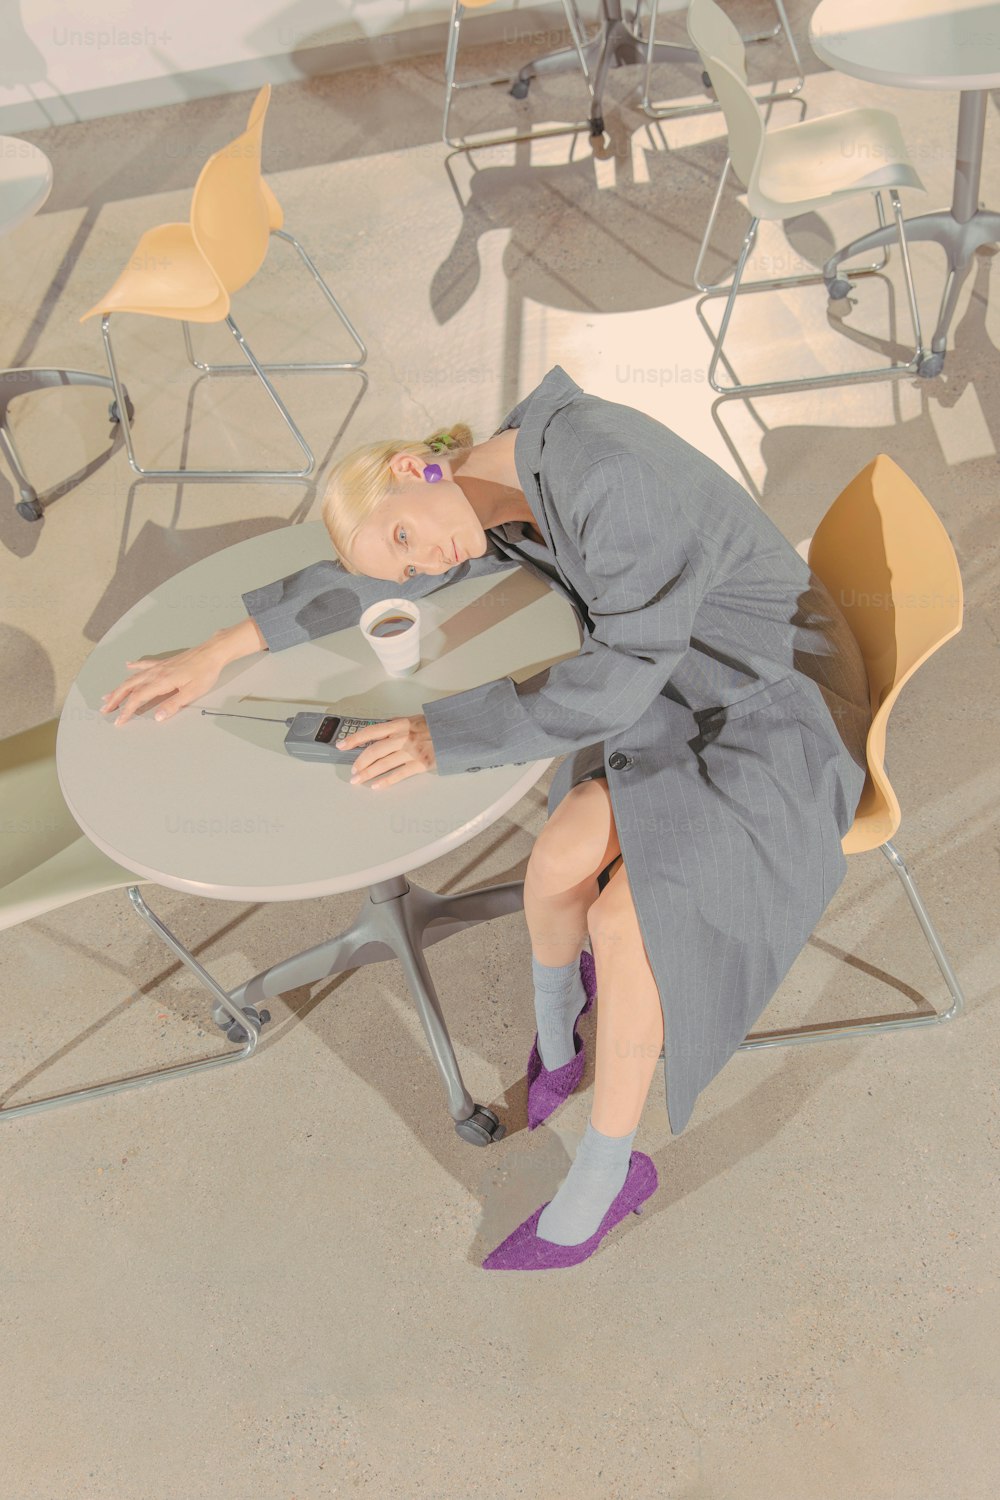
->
[[358, 599, 422, 676]]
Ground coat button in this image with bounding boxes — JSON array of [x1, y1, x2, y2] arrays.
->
[[608, 751, 633, 771]]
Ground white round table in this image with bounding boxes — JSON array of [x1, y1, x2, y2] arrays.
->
[[810, 0, 1000, 376], [0, 134, 128, 522], [57, 522, 584, 1144]]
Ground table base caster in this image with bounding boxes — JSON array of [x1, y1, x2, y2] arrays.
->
[[917, 350, 945, 379], [826, 277, 853, 301], [455, 1105, 506, 1146], [213, 1003, 271, 1044], [16, 497, 43, 522], [109, 393, 135, 424], [509, 76, 531, 100]]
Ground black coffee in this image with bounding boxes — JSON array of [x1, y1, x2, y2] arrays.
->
[[368, 612, 416, 638]]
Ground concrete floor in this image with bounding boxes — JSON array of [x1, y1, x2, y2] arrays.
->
[[1, 4, 998, 1496]]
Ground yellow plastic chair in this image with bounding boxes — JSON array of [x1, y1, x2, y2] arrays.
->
[[0, 718, 272, 1121], [80, 84, 366, 482], [686, 0, 927, 394], [443, 0, 596, 149], [739, 453, 965, 1051]]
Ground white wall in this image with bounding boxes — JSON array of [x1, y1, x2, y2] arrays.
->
[[1, 0, 571, 131]]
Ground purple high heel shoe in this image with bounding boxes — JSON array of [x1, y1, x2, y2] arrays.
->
[[526, 949, 597, 1130], [481, 1151, 658, 1270]]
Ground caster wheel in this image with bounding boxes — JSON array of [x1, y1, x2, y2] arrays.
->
[[16, 498, 43, 522], [826, 277, 853, 301], [217, 1005, 271, 1044], [455, 1105, 506, 1146], [917, 351, 945, 379], [108, 394, 135, 424], [509, 77, 531, 100], [589, 116, 605, 139]]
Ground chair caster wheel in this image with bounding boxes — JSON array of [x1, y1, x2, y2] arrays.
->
[[109, 393, 135, 424], [455, 1105, 506, 1146], [509, 77, 531, 100], [826, 277, 852, 301], [214, 1004, 271, 1043], [16, 497, 43, 522], [917, 351, 945, 379]]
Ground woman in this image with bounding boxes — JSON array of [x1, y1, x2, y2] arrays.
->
[[101, 365, 872, 1272]]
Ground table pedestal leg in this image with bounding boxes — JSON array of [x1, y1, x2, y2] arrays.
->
[[821, 89, 1000, 376], [513, 0, 700, 135], [224, 874, 526, 1141], [0, 367, 130, 521]]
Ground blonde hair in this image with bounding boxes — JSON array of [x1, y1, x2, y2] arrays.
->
[[321, 424, 475, 576]]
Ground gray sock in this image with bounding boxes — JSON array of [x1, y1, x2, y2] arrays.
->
[[531, 950, 587, 1070], [536, 1120, 638, 1245]]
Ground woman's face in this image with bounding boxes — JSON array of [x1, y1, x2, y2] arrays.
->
[[347, 461, 485, 583]]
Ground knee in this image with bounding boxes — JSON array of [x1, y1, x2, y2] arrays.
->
[[527, 784, 613, 890]]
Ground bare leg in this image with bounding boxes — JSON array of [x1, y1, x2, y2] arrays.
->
[[587, 859, 665, 1135], [522, 780, 621, 967]]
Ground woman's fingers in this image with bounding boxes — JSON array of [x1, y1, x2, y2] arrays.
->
[[114, 688, 170, 726], [100, 643, 223, 727]]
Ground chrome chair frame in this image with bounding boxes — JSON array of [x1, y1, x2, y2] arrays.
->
[[637, 0, 804, 118], [0, 886, 268, 1121], [98, 229, 367, 483], [1, 874, 528, 1140], [180, 229, 367, 377], [443, 0, 597, 150], [696, 184, 926, 396], [738, 840, 964, 1050]]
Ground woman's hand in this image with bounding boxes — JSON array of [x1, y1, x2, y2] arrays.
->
[[341, 715, 437, 789], [100, 639, 228, 726]]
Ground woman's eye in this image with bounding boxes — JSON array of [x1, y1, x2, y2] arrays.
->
[[397, 526, 416, 579]]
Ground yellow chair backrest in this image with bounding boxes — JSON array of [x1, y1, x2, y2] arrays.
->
[[809, 455, 963, 852], [190, 84, 275, 296], [687, 0, 764, 189]]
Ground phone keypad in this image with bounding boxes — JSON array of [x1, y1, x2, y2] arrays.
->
[[334, 716, 383, 749]]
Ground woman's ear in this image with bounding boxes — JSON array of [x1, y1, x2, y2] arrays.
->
[[387, 451, 424, 483]]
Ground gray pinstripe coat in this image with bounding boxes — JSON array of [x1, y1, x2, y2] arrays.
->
[[242, 367, 871, 1134]]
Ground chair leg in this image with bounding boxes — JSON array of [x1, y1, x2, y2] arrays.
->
[[101, 312, 316, 481], [443, 0, 597, 151], [640, 0, 804, 120], [0, 887, 267, 1122], [738, 838, 965, 1051], [182, 228, 367, 375], [694, 163, 890, 295], [701, 190, 925, 395]]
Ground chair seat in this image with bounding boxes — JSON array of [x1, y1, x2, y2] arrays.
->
[[81, 222, 229, 324], [753, 107, 924, 219], [0, 835, 141, 931]]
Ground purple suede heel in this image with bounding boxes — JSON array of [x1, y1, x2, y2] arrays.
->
[[481, 1151, 659, 1270], [526, 949, 597, 1130]]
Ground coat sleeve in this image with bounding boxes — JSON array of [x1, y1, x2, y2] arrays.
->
[[240, 543, 521, 652], [422, 453, 715, 774]]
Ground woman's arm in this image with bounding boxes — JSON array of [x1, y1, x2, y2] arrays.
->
[[101, 617, 267, 726], [242, 550, 521, 652], [423, 454, 713, 773]]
